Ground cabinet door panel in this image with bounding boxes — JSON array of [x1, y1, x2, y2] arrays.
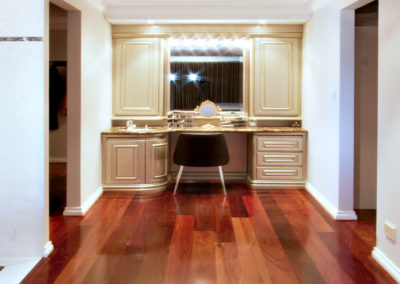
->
[[106, 139, 145, 185], [146, 138, 169, 184], [252, 37, 300, 117], [114, 38, 163, 116]]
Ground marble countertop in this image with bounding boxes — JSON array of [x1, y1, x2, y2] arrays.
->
[[101, 126, 307, 135]]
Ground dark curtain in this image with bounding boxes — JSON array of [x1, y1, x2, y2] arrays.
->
[[170, 61, 242, 110]]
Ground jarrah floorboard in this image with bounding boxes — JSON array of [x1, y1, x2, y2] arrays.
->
[[22, 183, 397, 284]]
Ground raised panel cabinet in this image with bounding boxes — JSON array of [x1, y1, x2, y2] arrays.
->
[[102, 135, 169, 190], [248, 132, 307, 188], [251, 37, 301, 117], [146, 138, 169, 184], [104, 138, 146, 185], [113, 38, 164, 116]]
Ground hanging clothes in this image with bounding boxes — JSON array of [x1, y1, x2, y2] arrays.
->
[[49, 63, 66, 130]]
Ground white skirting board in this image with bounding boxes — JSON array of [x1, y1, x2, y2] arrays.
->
[[372, 247, 400, 283], [43, 241, 54, 258], [49, 157, 67, 163], [305, 182, 357, 220], [63, 187, 103, 216], [170, 171, 247, 181]]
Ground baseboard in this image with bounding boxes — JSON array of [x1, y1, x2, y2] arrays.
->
[[305, 182, 357, 220], [43, 241, 54, 258], [49, 157, 67, 163], [170, 171, 247, 181], [63, 186, 103, 216], [372, 247, 400, 283]]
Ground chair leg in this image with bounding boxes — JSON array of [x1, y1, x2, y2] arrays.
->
[[218, 166, 227, 196], [173, 166, 184, 195]]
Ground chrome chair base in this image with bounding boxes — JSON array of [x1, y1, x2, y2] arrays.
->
[[173, 165, 227, 196]]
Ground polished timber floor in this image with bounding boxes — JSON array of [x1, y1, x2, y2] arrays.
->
[[23, 182, 395, 284]]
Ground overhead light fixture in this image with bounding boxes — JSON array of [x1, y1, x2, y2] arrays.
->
[[169, 38, 246, 50], [147, 19, 155, 25], [258, 20, 267, 25]]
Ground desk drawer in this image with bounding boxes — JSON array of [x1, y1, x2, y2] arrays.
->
[[256, 167, 303, 180], [256, 136, 303, 152], [256, 152, 303, 166]]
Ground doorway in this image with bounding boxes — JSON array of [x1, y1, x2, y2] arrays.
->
[[48, 0, 82, 216], [354, 0, 378, 211], [49, 3, 68, 215]]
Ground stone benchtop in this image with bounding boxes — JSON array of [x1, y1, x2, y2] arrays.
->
[[101, 126, 307, 135]]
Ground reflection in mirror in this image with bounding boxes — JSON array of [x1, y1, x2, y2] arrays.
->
[[169, 38, 244, 111]]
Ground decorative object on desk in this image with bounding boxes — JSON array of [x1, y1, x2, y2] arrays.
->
[[201, 123, 216, 129], [195, 100, 221, 118]]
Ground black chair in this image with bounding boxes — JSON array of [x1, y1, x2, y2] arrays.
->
[[173, 133, 229, 195]]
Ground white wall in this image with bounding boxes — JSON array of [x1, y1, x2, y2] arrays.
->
[[302, 0, 342, 217], [0, 0, 47, 261], [52, 0, 113, 214], [303, 0, 374, 219], [373, 0, 400, 280]]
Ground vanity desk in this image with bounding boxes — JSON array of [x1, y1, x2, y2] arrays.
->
[[101, 126, 307, 191], [105, 24, 306, 191]]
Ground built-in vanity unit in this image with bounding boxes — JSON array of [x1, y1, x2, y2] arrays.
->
[[102, 24, 307, 191]]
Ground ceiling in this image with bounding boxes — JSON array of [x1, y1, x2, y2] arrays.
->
[[93, 0, 319, 24]]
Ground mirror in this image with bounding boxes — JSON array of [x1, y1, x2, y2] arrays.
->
[[196, 100, 220, 118], [169, 37, 244, 111]]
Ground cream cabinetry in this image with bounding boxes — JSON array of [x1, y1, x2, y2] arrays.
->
[[113, 38, 164, 116], [251, 37, 301, 117], [102, 135, 169, 190], [248, 132, 307, 187]]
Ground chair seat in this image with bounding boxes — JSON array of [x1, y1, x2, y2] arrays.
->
[[173, 133, 229, 167]]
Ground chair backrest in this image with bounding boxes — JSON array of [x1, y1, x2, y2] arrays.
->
[[173, 133, 229, 167]]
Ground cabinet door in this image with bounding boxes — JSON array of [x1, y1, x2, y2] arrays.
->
[[146, 138, 169, 184], [252, 37, 300, 117], [113, 38, 163, 116], [105, 138, 146, 185]]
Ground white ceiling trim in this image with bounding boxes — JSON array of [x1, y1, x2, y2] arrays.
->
[[87, 0, 105, 11], [104, 3, 312, 24]]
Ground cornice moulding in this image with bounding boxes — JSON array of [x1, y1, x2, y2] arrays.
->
[[105, 4, 312, 24]]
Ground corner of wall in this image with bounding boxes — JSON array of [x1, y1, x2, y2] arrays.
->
[[306, 182, 357, 220], [64, 186, 103, 216]]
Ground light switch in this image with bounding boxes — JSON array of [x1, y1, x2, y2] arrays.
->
[[384, 220, 397, 243]]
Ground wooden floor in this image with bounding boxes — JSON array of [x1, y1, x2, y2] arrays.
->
[[49, 163, 67, 216], [23, 182, 395, 284]]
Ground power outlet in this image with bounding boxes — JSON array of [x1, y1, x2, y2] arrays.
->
[[384, 220, 397, 242]]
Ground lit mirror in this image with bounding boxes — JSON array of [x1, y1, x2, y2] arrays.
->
[[197, 100, 220, 118], [169, 37, 244, 111]]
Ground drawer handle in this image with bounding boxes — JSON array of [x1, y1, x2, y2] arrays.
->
[[263, 154, 297, 162], [263, 169, 298, 176], [263, 141, 298, 148]]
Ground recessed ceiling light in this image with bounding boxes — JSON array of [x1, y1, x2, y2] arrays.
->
[[259, 20, 267, 25], [147, 19, 155, 25]]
